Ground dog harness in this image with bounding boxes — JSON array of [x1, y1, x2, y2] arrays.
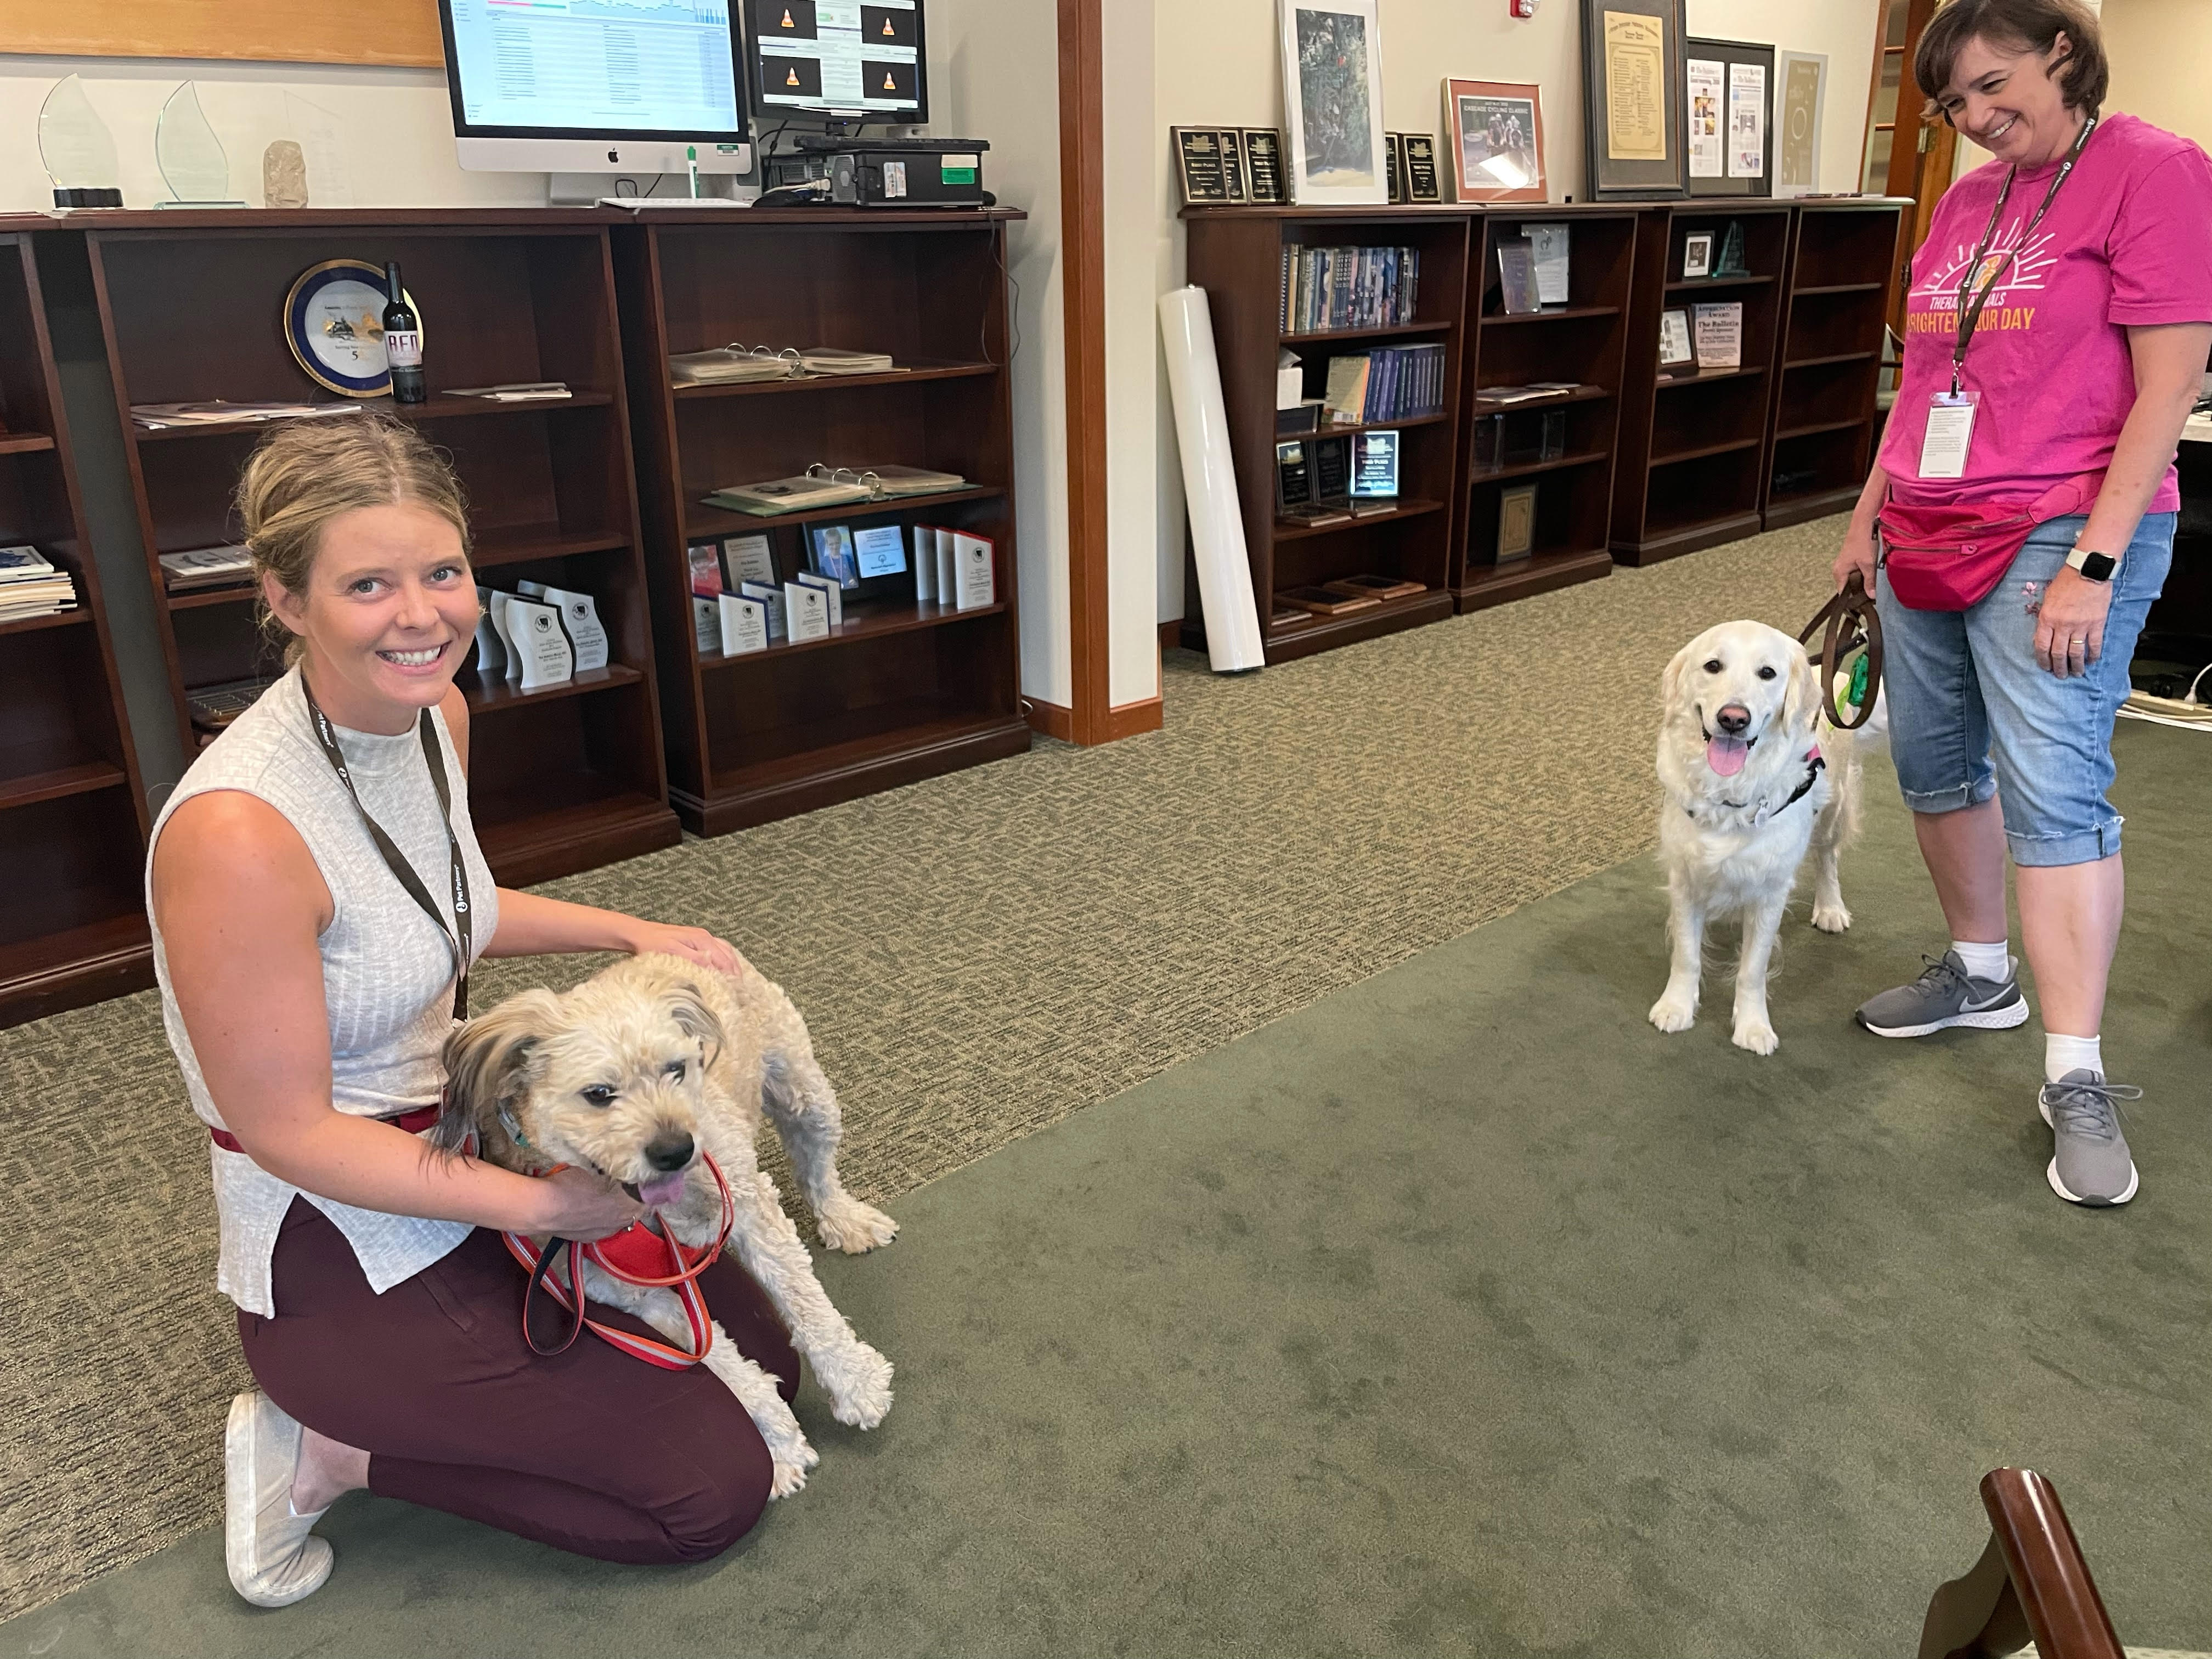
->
[[207, 1101, 441, 1154], [501, 1150, 737, 1371], [1686, 747, 1826, 829]]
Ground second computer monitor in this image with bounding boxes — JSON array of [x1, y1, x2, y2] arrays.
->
[[749, 0, 928, 125]]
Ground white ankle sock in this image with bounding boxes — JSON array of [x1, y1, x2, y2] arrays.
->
[[2046, 1032, 2103, 1083], [1951, 939, 2011, 982]]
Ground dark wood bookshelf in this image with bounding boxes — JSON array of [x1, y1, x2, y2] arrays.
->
[[76, 216, 677, 888], [613, 210, 1029, 836], [1762, 200, 1906, 530], [0, 232, 153, 1026], [1454, 207, 1635, 612], [1611, 204, 1793, 565], [1181, 205, 1472, 663]]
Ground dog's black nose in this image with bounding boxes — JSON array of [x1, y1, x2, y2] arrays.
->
[[644, 1131, 695, 1172], [1714, 704, 1751, 735]]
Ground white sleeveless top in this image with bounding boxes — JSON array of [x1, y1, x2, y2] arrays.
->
[[146, 667, 500, 1317]]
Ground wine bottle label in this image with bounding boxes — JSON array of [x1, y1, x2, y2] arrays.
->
[[386, 331, 423, 368]]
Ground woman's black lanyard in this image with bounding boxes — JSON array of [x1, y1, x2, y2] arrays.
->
[[301, 677, 473, 1019], [1950, 113, 2096, 397]]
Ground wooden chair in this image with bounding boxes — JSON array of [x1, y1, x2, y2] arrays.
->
[[1920, 1468, 2124, 1659]]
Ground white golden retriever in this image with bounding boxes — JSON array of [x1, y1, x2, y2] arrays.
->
[[1648, 620, 1862, 1054]]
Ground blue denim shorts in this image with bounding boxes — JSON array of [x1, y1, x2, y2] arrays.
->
[[1876, 511, 2172, 867]]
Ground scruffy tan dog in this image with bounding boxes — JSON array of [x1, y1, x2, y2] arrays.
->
[[436, 952, 897, 1496]]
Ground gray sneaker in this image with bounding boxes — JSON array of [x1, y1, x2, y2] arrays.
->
[[1855, 950, 2030, 1037], [2039, 1071, 2142, 1207]]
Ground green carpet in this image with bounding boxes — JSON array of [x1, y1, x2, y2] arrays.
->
[[7, 727, 2206, 1658], [1, 519, 1855, 1618]]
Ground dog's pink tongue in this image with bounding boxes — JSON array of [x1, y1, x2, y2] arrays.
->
[[1706, 734, 1751, 777], [638, 1172, 687, 1209]]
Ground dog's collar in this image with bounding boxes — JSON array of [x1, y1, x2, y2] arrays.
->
[[1688, 749, 1826, 826]]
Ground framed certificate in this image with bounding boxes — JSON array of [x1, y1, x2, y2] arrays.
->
[[1171, 126, 1232, 205], [1578, 0, 1688, 200], [1443, 78, 1548, 204], [1686, 36, 1773, 198]]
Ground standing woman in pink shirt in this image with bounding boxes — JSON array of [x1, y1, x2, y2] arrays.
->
[[1834, 0, 2212, 1205]]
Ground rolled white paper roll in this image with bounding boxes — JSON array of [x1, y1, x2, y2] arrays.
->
[[1158, 285, 1265, 673]]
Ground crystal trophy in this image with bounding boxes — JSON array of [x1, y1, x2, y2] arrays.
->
[[155, 83, 248, 208], [38, 76, 123, 208], [1714, 221, 1751, 278]]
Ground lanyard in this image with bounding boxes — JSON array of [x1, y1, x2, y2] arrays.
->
[[1951, 114, 2096, 396], [300, 675, 473, 1019]]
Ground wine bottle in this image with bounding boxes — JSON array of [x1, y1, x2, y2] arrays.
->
[[382, 262, 425, 405]]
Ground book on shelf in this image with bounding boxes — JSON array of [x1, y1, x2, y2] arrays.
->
[[130, 400, 362, 429], [1323, 574, 1424, 601], [0, 545, 59, 582], [933, 528, 957, 603], [1277, 584, 1379, 616], [0, 546, 75, 619], [704, 473, 876, 515], [912, 527, 939, 602], [159, 544, 255, 591], [798, 348, 898, 376], [1278, 244, 1421, 334], [187, 676, 278, 737], [1318, 343, 1444, 425]]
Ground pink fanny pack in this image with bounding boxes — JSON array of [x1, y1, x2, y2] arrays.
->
[[1874, 472, 2103, 611]]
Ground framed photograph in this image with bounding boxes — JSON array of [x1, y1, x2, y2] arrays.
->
[[1657, 307, 1695, 371], [1578, 0, 1688, 200], [1681, 232, 1713, 279], [1171, 126, 1232, 205], [1280, 0, 1388, 206], [1401, 134, 1443, 202], [1775, 50, 1828, 197], [1243, 128, 1288, 202], [1443, 78, 1547, 204], [1497, 483, 1538, 563], [1219, 128, 1249, 202], [1686, 37, 1774, 197]]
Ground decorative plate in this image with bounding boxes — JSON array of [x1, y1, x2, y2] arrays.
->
[[283, 259, 424, 397]]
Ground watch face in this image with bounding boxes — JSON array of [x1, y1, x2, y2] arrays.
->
[[2074, 549, 2117, 581]]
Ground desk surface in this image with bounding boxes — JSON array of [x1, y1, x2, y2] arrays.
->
[[2183, 411, 2212, 445]]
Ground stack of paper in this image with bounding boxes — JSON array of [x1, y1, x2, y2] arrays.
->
[[159, 544, 255, 592], [131, 400, 362, 429], [0, 545, 76, 621], [442, 381, 572, 402]]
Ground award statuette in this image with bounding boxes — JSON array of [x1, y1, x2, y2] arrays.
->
[[1242, 129, 1287, 204], [1172, 127, 1232, 206], [1714, 221, 1750, 276], [1401, 135, 1443, 204], [508, 597, 576, 690]]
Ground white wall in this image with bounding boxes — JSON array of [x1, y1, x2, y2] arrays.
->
[[0, 24, 1078, 708], [1151, 0, 1881, 623]]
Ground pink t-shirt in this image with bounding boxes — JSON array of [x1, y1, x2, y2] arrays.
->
[[1880, 111, 2212, 511]]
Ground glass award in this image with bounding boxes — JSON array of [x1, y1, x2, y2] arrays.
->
[[38, 76, 123, 208], [1714, 221, 1751, 278], [156, 83, 248, 208]]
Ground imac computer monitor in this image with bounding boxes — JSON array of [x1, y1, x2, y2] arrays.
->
[[439, 0, 752, 174], [747, 0, 928, 125]]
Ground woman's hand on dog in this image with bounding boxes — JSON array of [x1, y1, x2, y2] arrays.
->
[[534, 1165, 646, 1241], [619, 920, 747, 976]]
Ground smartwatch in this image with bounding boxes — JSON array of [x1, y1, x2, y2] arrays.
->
[[2066, 545, 2119, 583]]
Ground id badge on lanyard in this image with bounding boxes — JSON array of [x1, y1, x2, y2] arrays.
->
[[1920, 391, 1980, 481]]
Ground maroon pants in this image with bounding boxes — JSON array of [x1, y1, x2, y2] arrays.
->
[[238, 1197, 800, 1564]]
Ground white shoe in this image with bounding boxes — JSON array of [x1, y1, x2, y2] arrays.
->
[[224, 1390, 335, 1607]]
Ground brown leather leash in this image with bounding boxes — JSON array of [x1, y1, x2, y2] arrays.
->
[[1799, 571, 1882, 731]]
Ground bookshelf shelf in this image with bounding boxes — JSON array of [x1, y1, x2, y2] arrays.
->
[[684, 484, 1006, 540], [671, 360, 998, 400], [131, 390, 616, 440], [1455, 208, 1636, 610], [0, 230, 152, 1026], [1611, 204, 1793, 566], [1181, 208, 1472, 661], [616, 211, 1030, 836], [1761, 201, 1904, 529], [77, 215, 678, 886]]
